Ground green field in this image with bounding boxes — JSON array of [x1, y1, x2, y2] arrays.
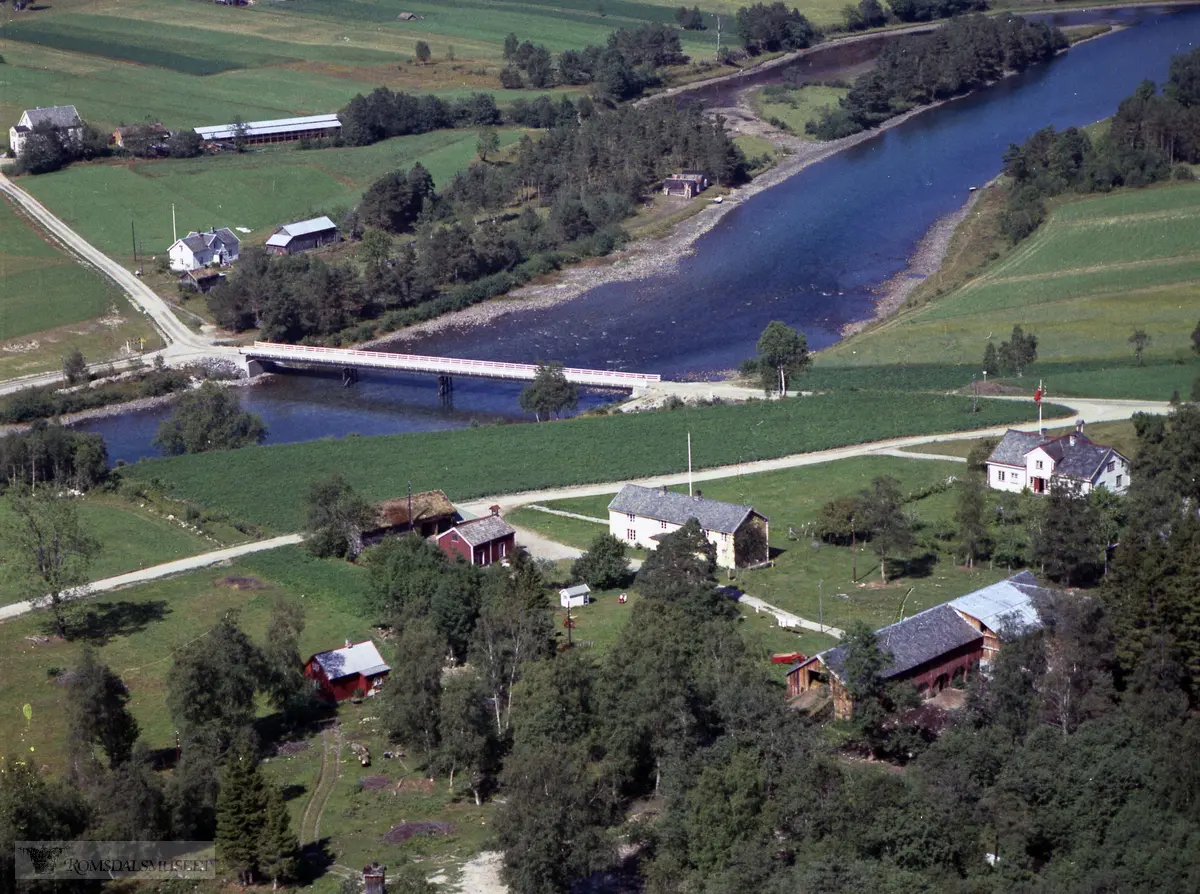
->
[[19, 129, 525, 261], [124, 392, 1067, 532], [0, 195, 119, 340], [751, 83, 848, 137], [817, 183, 1200, 399], [0, 493, 226, 607]]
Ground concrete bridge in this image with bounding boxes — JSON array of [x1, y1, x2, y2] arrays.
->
[[240, 341, 662, 391]]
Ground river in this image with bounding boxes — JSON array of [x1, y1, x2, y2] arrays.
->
[[85, 5, 1200, 464]]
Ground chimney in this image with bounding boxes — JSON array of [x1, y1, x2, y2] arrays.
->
[[1076, 418, 1084, 433], [1068, 434, 1076, 447], [694, 489, 702, 500], [489, 504, 501, 517], [1040, 428, 1047, 438], [363, 862, 386, 894], [345, 639, 353, 650]]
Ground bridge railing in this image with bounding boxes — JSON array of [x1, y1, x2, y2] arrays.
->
[[243, 342, 662, 384]]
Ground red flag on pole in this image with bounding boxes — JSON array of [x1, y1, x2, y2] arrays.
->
[[1034, 385, 1042, 403]]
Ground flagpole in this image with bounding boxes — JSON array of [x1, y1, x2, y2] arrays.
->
[[688, 431, 693, 497], [1038, 379, 1043, 429]]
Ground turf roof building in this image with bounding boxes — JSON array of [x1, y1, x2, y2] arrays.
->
[[10, 105, 84, 156], [193, 113, 341, 146], [608, 484, 768, 569], [364, 489, 458, 541], [787, 572, 1052, 718], [985, 422, 1129, 495]]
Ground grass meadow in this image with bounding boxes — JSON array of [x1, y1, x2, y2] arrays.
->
[[751, 83, 848, 137], [20, 129, 526, 262], [0, 492, 228, 607], [816, 183, 1200, 399], [123, 392, 1067, 532]]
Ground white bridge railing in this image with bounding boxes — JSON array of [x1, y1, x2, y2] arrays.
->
[[241, 342, 662, 389]]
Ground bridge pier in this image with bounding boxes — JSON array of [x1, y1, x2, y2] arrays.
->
[[243, 358, 266, 379], [437, 374, 453, 406], [342, 366, 358, 386]]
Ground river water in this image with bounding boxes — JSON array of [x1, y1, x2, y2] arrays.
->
[[87, 5, 1200, 463]]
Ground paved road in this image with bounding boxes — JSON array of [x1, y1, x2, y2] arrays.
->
[[0, 534, 304, 623], [0, 172, 237, 394]]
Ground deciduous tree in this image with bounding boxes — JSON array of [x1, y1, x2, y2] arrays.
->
[[4, 485, 99, 638], [861, 475, 913, 584], [304, 473, 373, 559], [415, 40, 431, 63], [570, 532, 630, 589], [61, 348, 86, 385], [66, 646, 140, 768], [167, 615, 263, 749], [476, 128, 500, 162], [518, 362, 578, 421], [381, 620, 445, 757], [1129, 328, 1151, 365], [754, 320, 809, 394], [437, 669, 494, 804], [153, 381, 266, 455]]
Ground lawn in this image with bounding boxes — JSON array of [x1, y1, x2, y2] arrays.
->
[[123, 392, 1068, 532], [525, 454, 1008, 632], [20, 129, 527, 264], [0, 195, 119, 341], [751, 83, 848, 137], [816, 183, 1200, 400], [0, 492, 224, 607]]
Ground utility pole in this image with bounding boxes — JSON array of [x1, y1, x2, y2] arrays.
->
[[818, 579, 823, 633], [407, 479, 413, 537], [687, 431, 693, 497], [131, 220, 138, 269], [851, 515, 858, 583], [172, 203, 177, 244], [971, 374, 978, 414], [715, 15, 722, 61]]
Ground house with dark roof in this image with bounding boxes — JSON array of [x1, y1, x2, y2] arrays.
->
[[662, 171, 709, 198], [10, 105, 84, 155], [986, 421, 1129, 495], [304, 639, 391, 701], [168, 227, 240, 271], [436, 509, 516, 566], [265, 215, 340, 255], [786, 572, 1052, 718], [608, 484, 769, 568], [363, 490, 457, 542]]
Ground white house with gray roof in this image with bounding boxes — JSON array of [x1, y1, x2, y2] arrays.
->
[[985, 422, 1129, 496], [168, 227, 240, 271], [608, 484, 768, 568], [9, 105, 83, 155]]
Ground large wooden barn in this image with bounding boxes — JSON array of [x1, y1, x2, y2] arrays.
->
[[787, 572, 1050, 718]]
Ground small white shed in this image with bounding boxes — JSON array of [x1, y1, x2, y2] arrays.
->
[[559, 584, 591, 608]]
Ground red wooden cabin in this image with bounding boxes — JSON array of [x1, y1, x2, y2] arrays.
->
[[305, 639, 391, 702]]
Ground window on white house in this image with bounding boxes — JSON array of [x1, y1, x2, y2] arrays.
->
[[1107, 461, 1115, 473], [661, 520, 667, 529], [627, 513, 636, 523], [1116, 475, 1122, 487], [1035, 460, 1044, 470], [627, 528, 636, 540], [998, 470, 1006, 482]]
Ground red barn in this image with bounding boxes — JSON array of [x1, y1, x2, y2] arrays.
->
[[305, 639, 391, 702], [436, 511, 516, 566]]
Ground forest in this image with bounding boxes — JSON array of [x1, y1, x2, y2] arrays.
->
[[998, 49, 1200, 242], [808, 14, 1065, 139], [207, 102, 745, 343]]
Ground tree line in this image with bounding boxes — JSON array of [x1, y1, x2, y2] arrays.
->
[[808, 14, 1065, 139], [998, 49, 1200, 243], [208, 102, 745, 345]]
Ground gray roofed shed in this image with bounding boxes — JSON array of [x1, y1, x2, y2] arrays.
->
[[311, 640, 391, 681], [453, 515, 515, 547], [608, 484, 764, 534], [276, 215, 338, 238]]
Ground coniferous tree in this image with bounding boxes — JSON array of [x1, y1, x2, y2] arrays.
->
[[262, 596, 311, 722], [861, 475, 913, 584], [259, 785, 300, 890], [1034, 480, 1104, 586], [167, 615, 264, 749], [215, 741, 268, 886]]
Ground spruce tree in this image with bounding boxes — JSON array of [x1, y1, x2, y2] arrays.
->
[[259, 785, 300, 890], [67, 646, 140, 768], [215, 741, 268, 886]]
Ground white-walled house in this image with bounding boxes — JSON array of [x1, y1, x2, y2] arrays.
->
[[608, 484, 769, 569], [10, 105, 84, 155], [985, 423, 1129, 496], [168, 228, 240, 272]]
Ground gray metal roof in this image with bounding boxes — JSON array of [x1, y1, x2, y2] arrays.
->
[[446, 515, 515, 548], [278, 215, 338, 237], [560, 584, 591, 598], [821, 604, 982, 683], [949, 571, 1048, 639], [608, 484, 764, 534], [987, 429, 1045, 466], [194, 113, 341, 141], [23, 105, 82, 129], [177, 228, 239, 253], [311, 640, 390, 681]]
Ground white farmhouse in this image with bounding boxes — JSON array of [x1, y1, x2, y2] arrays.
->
[[985, 422, 1129, 496], [167, 227, 240, 272], [9, 105, 84, 155], [608, 484, 769, 569]]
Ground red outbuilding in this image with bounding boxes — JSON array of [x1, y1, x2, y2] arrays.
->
[[436, 510, 516, 566], [304, 639, 391, 702]]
